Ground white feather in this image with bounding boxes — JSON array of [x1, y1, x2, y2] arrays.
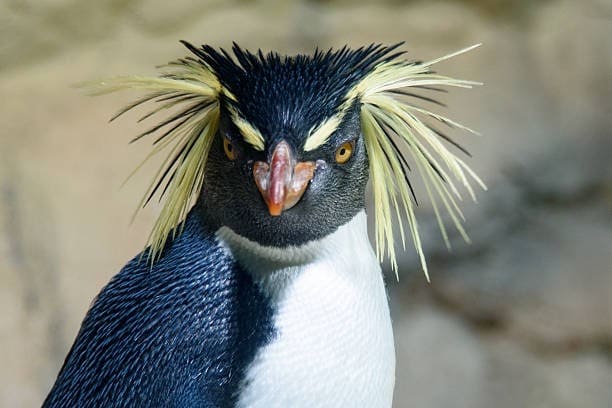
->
[[216, 211, 395, 407]]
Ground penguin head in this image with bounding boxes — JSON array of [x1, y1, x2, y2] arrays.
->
[[93, 42, 483, 276], [197, 46, 378, 247]]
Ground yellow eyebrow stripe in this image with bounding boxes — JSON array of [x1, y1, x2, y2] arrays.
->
[[303, 115, 342, 151], [302, 97, 357, 151], [228, 107, 265, 151]]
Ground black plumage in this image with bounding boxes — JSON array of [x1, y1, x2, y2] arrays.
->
[[44, 205, 274, 407]]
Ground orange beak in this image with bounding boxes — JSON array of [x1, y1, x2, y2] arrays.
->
[[253, 140, 316, 216]]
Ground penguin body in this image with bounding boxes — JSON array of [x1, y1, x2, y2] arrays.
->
[[44, 209, 394, 407]]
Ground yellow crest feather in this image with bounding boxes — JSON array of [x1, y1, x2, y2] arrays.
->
[[357, 44, 485, 280], [81, 56, 223, 262]]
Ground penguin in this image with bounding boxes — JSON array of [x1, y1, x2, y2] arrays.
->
[[43, 42, 484, 407]]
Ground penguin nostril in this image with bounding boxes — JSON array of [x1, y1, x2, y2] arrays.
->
[[253, 161, 270, 192]]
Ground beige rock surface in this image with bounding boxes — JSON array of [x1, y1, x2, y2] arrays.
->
[[2, 0, 611, 406]]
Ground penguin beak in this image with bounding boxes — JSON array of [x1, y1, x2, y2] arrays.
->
[[253, 140, 316, 216]]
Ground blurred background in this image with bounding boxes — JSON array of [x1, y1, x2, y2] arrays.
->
[[1, 0, 611, 406]]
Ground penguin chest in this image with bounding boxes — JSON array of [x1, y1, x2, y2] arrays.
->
[[236, 255, 395, 407]]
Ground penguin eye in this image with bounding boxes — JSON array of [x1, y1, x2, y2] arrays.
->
[[334, 141, 354, 164], [223, 137, 237, 160]]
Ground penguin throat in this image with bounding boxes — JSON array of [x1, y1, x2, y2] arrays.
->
[[215, 211, 372, 298]]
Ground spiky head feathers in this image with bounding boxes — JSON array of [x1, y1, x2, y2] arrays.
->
[[85, 41, 484, 278]]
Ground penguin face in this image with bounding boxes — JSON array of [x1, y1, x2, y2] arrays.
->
[[195, 47, 385, 247], [202, 103, 368, 247]]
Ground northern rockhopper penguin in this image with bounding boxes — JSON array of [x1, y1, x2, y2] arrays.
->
[[44, 42, 484, 407]]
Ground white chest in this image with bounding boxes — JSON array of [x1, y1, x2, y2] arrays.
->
[[217, 212, 395, 408]]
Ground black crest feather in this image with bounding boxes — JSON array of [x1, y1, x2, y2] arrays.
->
[[181, 41, 405, 146]]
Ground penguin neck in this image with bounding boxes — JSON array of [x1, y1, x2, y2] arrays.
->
[[215, 210, 374, 299]]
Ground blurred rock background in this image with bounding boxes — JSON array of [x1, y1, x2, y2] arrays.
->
[[1, 0, 610, 406]]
